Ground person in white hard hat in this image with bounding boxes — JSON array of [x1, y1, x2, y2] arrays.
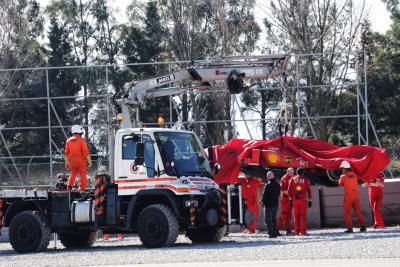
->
[[64, 125, 92, 191], [338, 160, 367, 233]]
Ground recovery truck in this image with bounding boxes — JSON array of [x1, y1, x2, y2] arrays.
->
[[0, 54, 290, 253]]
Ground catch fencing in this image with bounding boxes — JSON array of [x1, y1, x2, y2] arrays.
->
[[0, 51, 398, 187]]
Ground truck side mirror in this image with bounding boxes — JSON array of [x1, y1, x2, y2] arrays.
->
[[214, 163, 222, 174], [134, 142, 144, 166], [130, 133, 141, 143]]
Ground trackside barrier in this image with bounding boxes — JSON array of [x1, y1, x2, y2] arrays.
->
[[0, 198, 4, 232], [254, 180, 400, 231]]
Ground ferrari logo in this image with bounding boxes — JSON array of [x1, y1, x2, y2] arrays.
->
[[296, 185, 302, 191], [284, 156, 292, 164], [267, 152, 280, 164]]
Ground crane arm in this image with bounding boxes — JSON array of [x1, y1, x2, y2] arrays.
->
[[122, 54, 290, 107], [117, 54, 290, 128]]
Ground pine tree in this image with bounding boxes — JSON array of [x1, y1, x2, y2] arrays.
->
[[47, 17, 81, 149], [121, 2, 172, 124]]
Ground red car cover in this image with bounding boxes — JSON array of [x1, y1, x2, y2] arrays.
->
[[211, 136, 390, 184]]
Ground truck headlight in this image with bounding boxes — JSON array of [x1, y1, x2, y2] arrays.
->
[[185, 200, 198, 207]]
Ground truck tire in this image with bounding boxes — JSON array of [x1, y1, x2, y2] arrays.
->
[[59, 230, 98, 248], [187, 225, 226, 243], [137, 204, 179, 248], [9, 210, 51, 253]]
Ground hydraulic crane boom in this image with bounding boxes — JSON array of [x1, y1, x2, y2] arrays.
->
[[116, 54, 290, 128]]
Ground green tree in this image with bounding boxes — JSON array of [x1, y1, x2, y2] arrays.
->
[[0, 0, 47, 163], [47, 16, 82, 153], [360, 1, 400, 147], [120, 1, 172, 125], [46, 0, 98, 137]]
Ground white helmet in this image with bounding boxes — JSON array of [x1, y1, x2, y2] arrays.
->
[[71, 125, 84, 134], [339, 160, 351, 169]]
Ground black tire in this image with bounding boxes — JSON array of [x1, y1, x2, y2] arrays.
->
[[9, 210, 51, 253], [59, 230, 98, 248], [137, 204, 179, 248], [187, 225, 226, 243]]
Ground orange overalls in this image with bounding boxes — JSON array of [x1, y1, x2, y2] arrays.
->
[[240, 176, 263, 233], [368, 175, 385, 228], [288, 175, 311, 235], [339, 171, 366, 229], [278, 174, 293, 232], [65, 134, 90, 190]]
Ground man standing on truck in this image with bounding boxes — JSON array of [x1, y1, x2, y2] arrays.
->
[[277, 168, 294, 235], [288, 169, 312, 236], [338, 160, 367, 233], [261, 171, 281, 238], [64, 125, 92, 191], [362, 173, 385, 229]]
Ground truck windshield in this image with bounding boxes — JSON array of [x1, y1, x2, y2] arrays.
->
[[154, 132, 212, 178]]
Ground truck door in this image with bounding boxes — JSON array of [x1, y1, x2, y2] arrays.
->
[[116, 134, 156, 180], [142, 134, 155, 178]]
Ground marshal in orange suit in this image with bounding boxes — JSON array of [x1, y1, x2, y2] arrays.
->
[[338, 160, 367, 233], [65, 125, 92, 191], [240, 175, 263, 233]]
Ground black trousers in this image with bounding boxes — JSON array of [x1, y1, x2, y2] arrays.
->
[[265, 206, 279, 236]]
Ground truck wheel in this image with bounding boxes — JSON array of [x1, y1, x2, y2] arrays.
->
[[9, 210, 51, 253], [59, 230, 98, 248], [187, 225, 226, 243], [137, 204, 179, 248]]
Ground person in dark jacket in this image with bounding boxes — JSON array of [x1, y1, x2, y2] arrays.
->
[[261, 171, 281, 238]]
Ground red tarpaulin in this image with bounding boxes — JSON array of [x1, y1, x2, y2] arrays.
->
[[211, 136, 390, 184]]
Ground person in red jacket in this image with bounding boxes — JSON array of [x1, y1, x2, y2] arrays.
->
[[362, 173, 385, 228], [338, 160, 367, 233], [65, 125, 92, 191], [240, 175, 263, 234], [278, 168, 294, 235], [288, 169, 312, 236]]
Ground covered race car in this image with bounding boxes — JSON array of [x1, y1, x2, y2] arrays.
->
[[208, 136, 391, 186]]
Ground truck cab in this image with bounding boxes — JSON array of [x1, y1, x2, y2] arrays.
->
[[113, 128, 219, 196]]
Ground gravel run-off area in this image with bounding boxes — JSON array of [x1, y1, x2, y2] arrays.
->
[[0, 227, 400, 267]]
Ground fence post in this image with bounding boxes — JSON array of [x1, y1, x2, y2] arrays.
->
[[363, 51, 369, 145], [295, 55, 301, 134], [46, 68, 53, 185]]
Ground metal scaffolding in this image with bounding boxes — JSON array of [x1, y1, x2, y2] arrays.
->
[[0, 51, 392, 187]]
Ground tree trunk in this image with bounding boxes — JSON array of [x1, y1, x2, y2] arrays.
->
[[261, 90, 267, 140], [206, 92, 226, 145]]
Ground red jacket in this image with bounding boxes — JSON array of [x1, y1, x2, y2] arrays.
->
[[280, 174, 292, 198], [288, 175, 312, 201], [368, 174, 384, 195]]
